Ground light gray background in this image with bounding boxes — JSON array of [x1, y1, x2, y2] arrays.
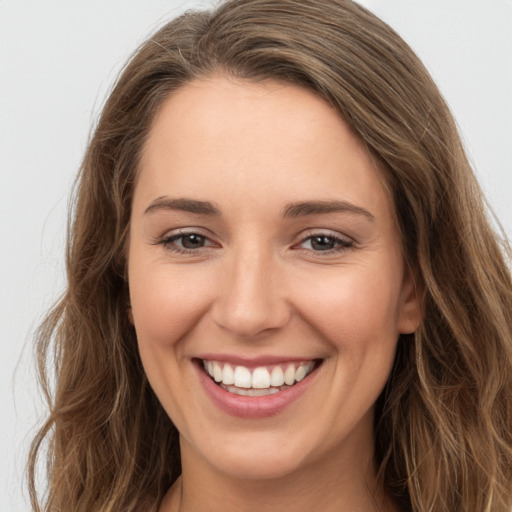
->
[[1, 1, 511, 510]]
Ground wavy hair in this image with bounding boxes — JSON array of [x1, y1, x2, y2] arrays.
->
[[28, 1, 512, 510]]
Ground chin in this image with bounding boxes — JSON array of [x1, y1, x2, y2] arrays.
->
[[210, 445, 311, 481], [183, 424, 337, 483]]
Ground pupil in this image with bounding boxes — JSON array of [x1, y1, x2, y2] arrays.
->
[[182, 234, 204, 249], [311, 236, 335, 251]]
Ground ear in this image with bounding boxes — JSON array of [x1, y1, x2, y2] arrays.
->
[[397, 269, 423, 334]]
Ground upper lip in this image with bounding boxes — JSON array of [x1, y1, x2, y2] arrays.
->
[[195, 354, 321, 368]]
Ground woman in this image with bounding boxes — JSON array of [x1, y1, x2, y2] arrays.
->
[[28, 0, 512, 511]]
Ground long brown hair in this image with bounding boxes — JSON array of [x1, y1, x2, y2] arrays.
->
[[29, 1, 512, 510]]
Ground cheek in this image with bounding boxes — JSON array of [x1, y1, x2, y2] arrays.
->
[[128, 258, 213, 351], [293, 263, 403, 350], [127, 259, 215, 424]]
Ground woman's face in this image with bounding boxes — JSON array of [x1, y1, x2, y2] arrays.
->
[[128, 76, 420, 482]]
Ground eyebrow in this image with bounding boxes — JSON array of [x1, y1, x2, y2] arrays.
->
[[144, 197, 221, 216], [144, 197, 374, 222], [283, 200, 375, 222]]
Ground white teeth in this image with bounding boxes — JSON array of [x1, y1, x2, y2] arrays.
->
[[295, 364, 307, 382], [284, 364, 295, 386], [222, 363, 235, 385], [270, 366, 285, 387], [234, 366, 252, 388], [203, 359, 317, 393], [212, 362, 223, 382], [252, 367, 271, 389]]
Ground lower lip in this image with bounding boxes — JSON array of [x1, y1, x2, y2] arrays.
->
[[195, 361, 319, 419]]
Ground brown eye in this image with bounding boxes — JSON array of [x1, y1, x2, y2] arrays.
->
[[159, 231, 215, 254], [299, 233, 353, 253], [180, 234, 206, 249], [310, 235, 337, 251]]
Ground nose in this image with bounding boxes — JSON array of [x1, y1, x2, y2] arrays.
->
[[212, 247, 291, 339]]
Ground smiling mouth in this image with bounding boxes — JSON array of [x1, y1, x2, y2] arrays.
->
[[200, 359, 321, 397]]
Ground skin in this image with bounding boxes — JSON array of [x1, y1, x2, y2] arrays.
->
[[128, 75, 421, 512]]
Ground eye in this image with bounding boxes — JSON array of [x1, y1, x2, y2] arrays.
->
[[298, 233, 353, 253], [158, 231, 217, 254], [175, 233, 207, 249]]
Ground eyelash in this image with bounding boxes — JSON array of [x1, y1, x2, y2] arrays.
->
[[159, 232, 354, 255], [157, 231, 354, 255], [159, 231, 215, 254], [296, 233, 354, 254]]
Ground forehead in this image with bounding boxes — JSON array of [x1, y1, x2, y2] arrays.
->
[[144, 76, 368, 163], [136, 75, 392, 222]]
